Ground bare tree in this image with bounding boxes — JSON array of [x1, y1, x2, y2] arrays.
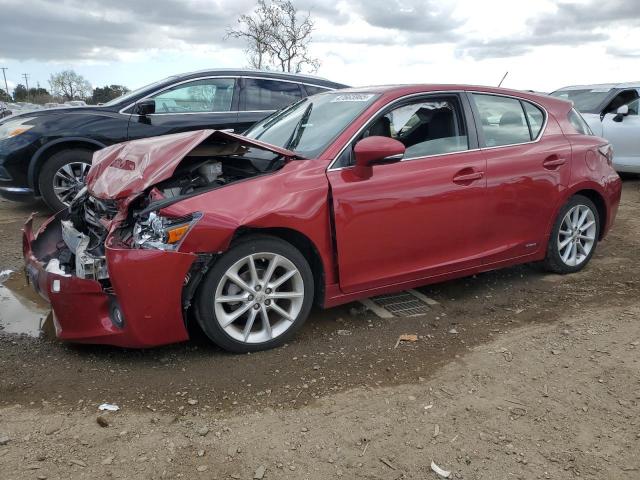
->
[[227, 0, 320, 73], [48, 70, 92, 101]]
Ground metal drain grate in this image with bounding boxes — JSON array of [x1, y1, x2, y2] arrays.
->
[[359, 289, 439, 318]]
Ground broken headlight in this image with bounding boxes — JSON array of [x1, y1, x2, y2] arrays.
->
[[132, 211, 201, 250]]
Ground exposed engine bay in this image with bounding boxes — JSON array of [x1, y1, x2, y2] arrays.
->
[[46, 143, 286, 280]]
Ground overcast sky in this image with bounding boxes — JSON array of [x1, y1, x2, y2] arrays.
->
[[1, 0, 639, 95]]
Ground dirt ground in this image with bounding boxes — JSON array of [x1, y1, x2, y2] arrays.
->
[[0, 179, 638, 479]]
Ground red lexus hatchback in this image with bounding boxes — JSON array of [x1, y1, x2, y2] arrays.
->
[[24, 85, 622, 352]]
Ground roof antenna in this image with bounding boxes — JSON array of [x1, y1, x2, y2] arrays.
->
[[498, 71, 509, 87]]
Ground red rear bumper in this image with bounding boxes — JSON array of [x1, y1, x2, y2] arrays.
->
[[23, 214, 196, 348]]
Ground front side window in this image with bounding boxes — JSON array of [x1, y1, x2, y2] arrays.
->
[[366, 97, 469, 159], [151, 78, 235, 113], [243, 79, 303, 111], [244, 92, 379, 158], [626, 98, 639, 116], [603, 89, 639, 114], [568, 108, 593, 135], [472, 94, 532, 147]]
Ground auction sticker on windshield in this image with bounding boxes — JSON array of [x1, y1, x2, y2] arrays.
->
[[331, 93, 375, 102]]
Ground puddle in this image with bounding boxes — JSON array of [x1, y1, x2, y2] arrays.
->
[[0, 272, 52, 337]]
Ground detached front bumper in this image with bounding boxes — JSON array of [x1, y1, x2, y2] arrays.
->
[[23, 214, 197, 348]]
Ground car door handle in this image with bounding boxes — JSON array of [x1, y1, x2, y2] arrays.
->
[[453, 170, 484, 184], [542, 156, 566, 169]]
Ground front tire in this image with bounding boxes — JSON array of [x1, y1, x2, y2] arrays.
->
[[38, 149, 93, 211], [544, 195, 600, 274], [195, 236, 314, 353]]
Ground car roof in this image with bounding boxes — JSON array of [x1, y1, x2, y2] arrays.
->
[[173, 68, 348, 89], [334, 84, 567, 105], [554, 82, 640, 91]]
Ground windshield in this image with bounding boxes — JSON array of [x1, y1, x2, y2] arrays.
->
[[550, 88, 613, 113], [102, 76, 179, 107], [244, 92, 379, 158]]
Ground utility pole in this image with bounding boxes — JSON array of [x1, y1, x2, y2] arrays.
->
[[0, 67, 8, 100], [22, 73, 30, 102]]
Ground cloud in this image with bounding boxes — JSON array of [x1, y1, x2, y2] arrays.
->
[[458, 0, 640, 59], [0, 0, 464, 62], [348, 0, 463, 44], [607, 46, 640, 58], [0, 0, 254, 61]]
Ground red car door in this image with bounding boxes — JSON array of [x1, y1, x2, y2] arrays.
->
[[469, 93, 572, 264], [327, 94, 490, 294]]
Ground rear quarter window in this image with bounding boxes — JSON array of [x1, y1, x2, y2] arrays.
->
[[567, 108, 593, 135], [523, 101, 545, 139]]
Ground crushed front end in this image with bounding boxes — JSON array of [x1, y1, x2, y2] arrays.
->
[[22, 194, 197, 347], [22, 129, 296, 348]]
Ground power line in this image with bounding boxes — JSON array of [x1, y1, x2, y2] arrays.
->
[[0, 68, 8, 99]]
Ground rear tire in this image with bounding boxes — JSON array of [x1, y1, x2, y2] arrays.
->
[[195, 236, 314, 353], [544, 195, 600, 274], [38, 149, 93, 212]]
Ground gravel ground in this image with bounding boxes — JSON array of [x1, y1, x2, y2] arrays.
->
[[0, 178, 638, 479]]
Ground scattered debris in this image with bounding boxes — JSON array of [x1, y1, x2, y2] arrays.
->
[[336, 329, 352, 336], [433, 424, 440, 438], [98, 403, 120, 412], [196, 465, 208, 472], [254, 465, 266, 479], [394, 334, 418, 348], [0, 434, 9, 445], [379, 457, 397, 470], [69, 459, 87, 468], [448, 328, 458, 334], [431, 461, 451, 478], [187, 398, 198, 405], [96, 416, 109, 428], [0, 269, 13, 284]]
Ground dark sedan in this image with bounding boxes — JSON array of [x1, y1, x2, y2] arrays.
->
[[0, 69, 347, 210]]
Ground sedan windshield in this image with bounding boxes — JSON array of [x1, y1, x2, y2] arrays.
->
[[550, 88, 613, 113], [244, 92, 379, 158]]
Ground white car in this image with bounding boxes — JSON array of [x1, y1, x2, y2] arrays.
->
[[551, 82, 640, 174]]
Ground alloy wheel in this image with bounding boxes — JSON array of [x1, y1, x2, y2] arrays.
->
[[52, 161, 91, 206], [214, 252, 305, 344], [557, 204, 597, 267]]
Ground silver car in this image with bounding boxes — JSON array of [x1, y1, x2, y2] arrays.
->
[[551, 82, 640, 174]]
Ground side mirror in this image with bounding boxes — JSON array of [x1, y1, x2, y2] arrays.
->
[[613, 104, 629, 122], [136, 99, 156, 116], [353, 136, 405, 169]]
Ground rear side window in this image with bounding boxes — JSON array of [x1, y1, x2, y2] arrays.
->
[[243, 79, 303, 111], [471, 94, 531, 147], [568, 108, 593, 135]]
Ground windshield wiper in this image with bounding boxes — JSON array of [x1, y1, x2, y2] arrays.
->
[[284, 103, 313, 151]]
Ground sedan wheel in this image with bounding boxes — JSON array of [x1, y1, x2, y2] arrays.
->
[[557, 205, 597, 267], [544, 195, 600, 274], [52, 161, 91, 206], [38, 148, 94, 211], [196, 236, 314, 352], [215, 252, 305, 344]]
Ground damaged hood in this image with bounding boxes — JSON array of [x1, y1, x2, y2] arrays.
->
[[86, 129, 299, 200]]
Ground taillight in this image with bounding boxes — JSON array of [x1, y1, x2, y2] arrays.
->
[[597, 144, 613, 166]]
